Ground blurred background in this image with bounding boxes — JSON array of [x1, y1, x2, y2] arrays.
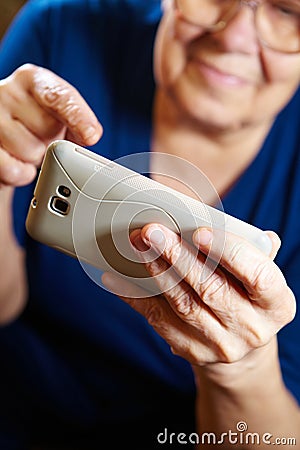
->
[[0, 0, 27, 40]]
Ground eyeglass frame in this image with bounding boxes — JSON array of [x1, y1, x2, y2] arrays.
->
[[175, 0, 300, 54]]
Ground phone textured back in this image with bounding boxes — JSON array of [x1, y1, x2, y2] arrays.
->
[[26, 140, 272, 293]]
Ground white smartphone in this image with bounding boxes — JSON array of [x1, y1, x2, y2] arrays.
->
[[25, 140, 271, 293]]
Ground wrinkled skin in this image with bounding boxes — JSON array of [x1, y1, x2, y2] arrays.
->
[[0, 63, 102, 188], [102, 224, 296, 367]]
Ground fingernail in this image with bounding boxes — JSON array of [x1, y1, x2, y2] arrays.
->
[[261, 232, 273, 256], [194, 228, 213, 246], [84, 126, 97, 140], [144, 227, 165, 247]]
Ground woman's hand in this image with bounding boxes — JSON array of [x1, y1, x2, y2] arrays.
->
[[102, 224, 296, 366], [0, 63, 102, 188]]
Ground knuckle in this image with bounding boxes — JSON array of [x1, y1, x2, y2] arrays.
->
[[171, 341, 200, 365], [216, 337, 247, 363], [0, 65, 38, 110], [246, 326, 269, 349], [60, 102, 83, 127], [10, 64, 36, 83], [32, 67, 76, 112], [145, 304, 165, 327], [145, 257, 166, 277], [199, 271, 228, 306], [285, 287, 297, 322], [10, 64, 39, 91], [274, 285, 297, 325], [167, 287, 199, 316], [249, 259, 276, 295], [34, 79, 86, 131], [15, 63, 37, 78], [219, 327, 269, 362], [219, 347, 242, 364], [227, 241, 244, 266], [166, 240, 199, 281], [39, 84, 68, 109], [165, 239, 182, 265], [0, 64, 35, 92]]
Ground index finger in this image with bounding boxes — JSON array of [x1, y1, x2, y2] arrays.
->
[[28, 64, 103, 146]]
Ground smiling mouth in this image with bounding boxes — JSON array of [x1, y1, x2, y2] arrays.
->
[[192, 59, 252, 87]]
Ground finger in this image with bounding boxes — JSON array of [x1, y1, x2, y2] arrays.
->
[[21, 64, 103, 146], [0, 83, 64, 142], [131, 230, 233, 330], [124, 231, 280, 363], [130, 227, 200, 299], [135, 228, 293, 350], [135, 225, 245, 325], [0, 147, 37, 186], [139, 223, 210, 294], [193, 227, 293, 312], [130, 229, 200, 313], [139, 223, 291, 321], [101, 270, 224, 364], [0, 114, 48, 166], [101, 270, 174, 322]]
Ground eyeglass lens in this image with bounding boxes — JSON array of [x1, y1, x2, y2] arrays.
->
[[176, 0, 300, 53]]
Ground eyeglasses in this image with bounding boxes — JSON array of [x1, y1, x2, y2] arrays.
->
[[175, 0, 300, 53]]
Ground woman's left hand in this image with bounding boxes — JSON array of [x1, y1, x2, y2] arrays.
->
[[102, 224, 296, 366]]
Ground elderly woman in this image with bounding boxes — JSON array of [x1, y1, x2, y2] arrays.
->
[[0, 0, 299, 448]]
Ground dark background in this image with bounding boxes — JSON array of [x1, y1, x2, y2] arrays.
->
[[0, 0, 27, 40]]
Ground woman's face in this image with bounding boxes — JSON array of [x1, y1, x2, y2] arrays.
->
[[154, 1, 300, 131]]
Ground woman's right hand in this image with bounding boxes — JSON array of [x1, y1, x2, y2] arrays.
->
[[0, 63, 103, 187]]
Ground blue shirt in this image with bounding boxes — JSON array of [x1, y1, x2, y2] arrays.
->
[[0, 0, 299, 448]]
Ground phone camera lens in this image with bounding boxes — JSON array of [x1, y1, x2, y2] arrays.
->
[[50, 196, 70, 216], [57, 185, 71, 198], [31, 197, 37, 208]]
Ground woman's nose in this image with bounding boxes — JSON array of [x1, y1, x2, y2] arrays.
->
[[212, 5, 260, 54]]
